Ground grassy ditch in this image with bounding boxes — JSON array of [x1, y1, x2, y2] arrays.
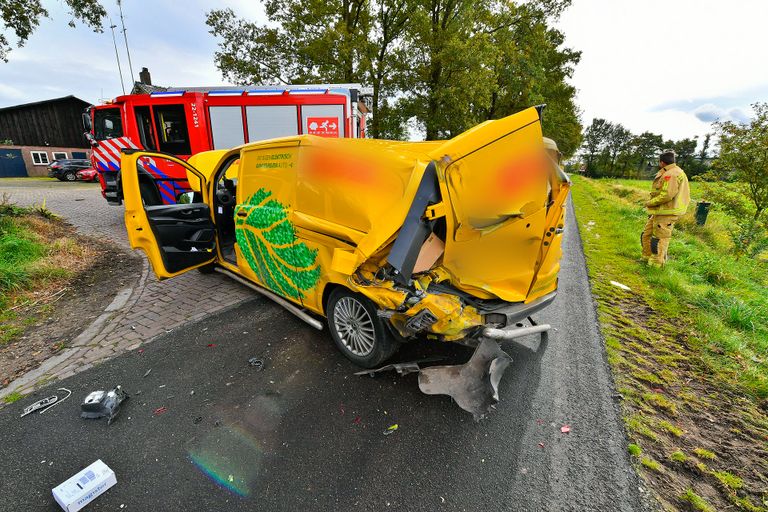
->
[[570, 176, 768, 512], [0, 200, 92, 347]]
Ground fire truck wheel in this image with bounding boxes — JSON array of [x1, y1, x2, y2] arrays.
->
[[64, 171, 77, 182], [327, 288, 399, 368]]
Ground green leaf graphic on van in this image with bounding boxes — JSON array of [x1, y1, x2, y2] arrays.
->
[[234, 189, 321, 300]]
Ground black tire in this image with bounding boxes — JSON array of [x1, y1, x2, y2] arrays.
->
[[326, 288, 399, 368], [64, 171, 77, 182]]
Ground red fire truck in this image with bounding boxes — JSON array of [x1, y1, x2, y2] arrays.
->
[[82, 84, 371, 205]]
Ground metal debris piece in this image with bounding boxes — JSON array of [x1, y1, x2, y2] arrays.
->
[[21, 395, 58, 417], [39, 388, 71, 415], [153, 406, 167, 416], [353, 356, 447, 377], [418, 339, 512, 421], [560, 425, 571, 433], [143, 369, 152, 378], [80, 386, 129, 425], [248, 357, 264, 370], [20, 388, 72, 417]]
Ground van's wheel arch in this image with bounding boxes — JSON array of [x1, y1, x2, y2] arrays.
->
[[326, 288, 399, 368]]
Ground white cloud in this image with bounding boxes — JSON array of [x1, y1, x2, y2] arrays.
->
[[558, 0, 768, 141]]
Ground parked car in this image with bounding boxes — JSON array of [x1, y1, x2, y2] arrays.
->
[[48, 159, 91, 181], [120, 106, 571, 418], [76, 168, 100, 182]]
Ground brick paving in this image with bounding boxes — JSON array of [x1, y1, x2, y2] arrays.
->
[[0, 178, 253, 398]]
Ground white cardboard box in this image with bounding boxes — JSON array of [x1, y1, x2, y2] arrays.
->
[[52, 459, 116, 512]]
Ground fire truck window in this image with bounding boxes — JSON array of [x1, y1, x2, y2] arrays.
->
[[301, 104, 345, 137], [93, 108, 123, 140], [209, 106, 245, 149], [153, 104, 191, 155], [134, 106, 157, 151], [245, 105, 298, 142]]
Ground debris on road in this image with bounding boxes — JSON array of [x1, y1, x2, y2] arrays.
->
[[20, 388, 72, 417], [354, 357, 447, 377], [207, 344, 216, 348], [248, 357, 264, 370], [560, 425, 571, 434], [152, 407, 167, 416], [353, 416, 362, 425], [383, 424, 399, 435], [538, 442, 545, 448], [52, 459, 116, 512], [609, 280, 631, 291], [419, 339, 512, 421], [40, 388, 72, 415], [80, 386, 129, 425], [193, 416, 202, 424], [142, 369, 152, 378]]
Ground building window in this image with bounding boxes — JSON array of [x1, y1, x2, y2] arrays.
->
[[52, 151, 68, 161], [31, 151, 50, 165]]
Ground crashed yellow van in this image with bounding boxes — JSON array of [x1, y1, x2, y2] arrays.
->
[[120, 106, 570, 418]]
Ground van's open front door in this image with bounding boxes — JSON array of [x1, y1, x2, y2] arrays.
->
[[121, 151, 217, 279]]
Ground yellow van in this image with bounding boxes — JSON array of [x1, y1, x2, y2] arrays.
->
[[121, 106, 570, 417]]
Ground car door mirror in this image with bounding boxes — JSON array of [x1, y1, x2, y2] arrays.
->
[[177, 191, 203, 204]]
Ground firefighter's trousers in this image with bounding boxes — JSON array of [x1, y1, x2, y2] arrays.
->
[[641, 215, 679, 266]]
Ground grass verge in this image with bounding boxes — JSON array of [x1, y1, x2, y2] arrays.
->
[[571, 176, 768, 512], [0, 199, 94, 348]]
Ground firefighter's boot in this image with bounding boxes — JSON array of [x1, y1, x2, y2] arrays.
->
[[648, 215, 678, 266]]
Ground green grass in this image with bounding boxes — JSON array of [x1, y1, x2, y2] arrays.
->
[[628, 443, 642, 457], [669, 450, 687, 463], [571, 176, 768, 398], [712, 470, 743, 490], [3, 391, 23, 404], [681, 489, 715, 512], [0, 202, 74, 344], [693, 448, 717, 460], [641, 457, 662, 472]]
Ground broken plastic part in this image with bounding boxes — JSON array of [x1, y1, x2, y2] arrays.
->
[[248, 357, 264, 370], [353, 356, 448, 377], [81, 386, 129, 425], [418, 339, 512, 421]]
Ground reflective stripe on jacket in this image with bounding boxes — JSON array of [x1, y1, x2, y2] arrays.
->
[[646, 163, 690, 216]]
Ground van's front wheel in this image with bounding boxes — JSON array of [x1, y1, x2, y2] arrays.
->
[[327, 289, 398, 368]]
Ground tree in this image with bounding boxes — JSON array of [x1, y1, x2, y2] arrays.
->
[[603, 123, 632, 176], [206, 0, 581, 145], [0, 0, 106, 62], [630, 131, 663, 174], [580, 118, 610, 176], [713, 102, 768, 221]]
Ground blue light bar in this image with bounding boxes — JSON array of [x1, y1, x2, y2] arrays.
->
[[207, 90, 245, 96], [150, 91, 185, 97], [246, 89, 287, 96]]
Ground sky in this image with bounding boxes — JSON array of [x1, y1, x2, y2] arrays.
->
[[1, 0, 767, 144]]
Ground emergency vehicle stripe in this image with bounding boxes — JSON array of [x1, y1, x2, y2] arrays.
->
[[143, 161, 176, 204]]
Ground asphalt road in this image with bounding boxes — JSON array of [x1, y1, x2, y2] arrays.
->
[[0, 203, 655, 512]]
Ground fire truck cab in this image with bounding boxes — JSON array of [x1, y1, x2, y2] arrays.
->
[[83, 84, 371, 205]]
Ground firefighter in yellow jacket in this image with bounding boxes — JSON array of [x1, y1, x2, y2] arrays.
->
[[641, 149, 691, 266]]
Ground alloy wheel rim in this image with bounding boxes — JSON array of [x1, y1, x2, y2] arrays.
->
[[333, 296, 375, 356]]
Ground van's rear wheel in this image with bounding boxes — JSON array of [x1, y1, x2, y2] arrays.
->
[[327, 288, 398, 368]]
